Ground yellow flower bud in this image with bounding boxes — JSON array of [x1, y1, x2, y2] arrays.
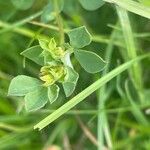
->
[[39, 64, 66, 87]]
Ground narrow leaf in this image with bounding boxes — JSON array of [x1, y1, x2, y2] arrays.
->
[[25, 87, 48, 112], [79, 0, 105, 11], [34, 54, 150, 130], [21, 45, 44, 65], [34, 53, 150, 130], [48, 84, 60, 104], [74, 49, 106, 73], [68, 26, 91, 48], [8, 75, 42, 96]]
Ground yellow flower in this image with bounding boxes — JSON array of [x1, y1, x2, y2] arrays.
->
[[48, 38, 65, 59], [40, 65, 66, 87], [40, 74, 55, 87]]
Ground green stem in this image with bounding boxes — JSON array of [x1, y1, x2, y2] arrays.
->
[[0, 11, 42, 34], [54, 0, 64, 44], [0, 122, 32, 132]]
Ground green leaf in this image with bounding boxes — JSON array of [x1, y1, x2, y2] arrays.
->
[[25, 87, 48, 112], [63, 67, 79, 97], [63, 82, 76, 97], [8, 75, 42, 96], [79, 0, 105, 11], [48, 84, 60, 104], [11, 0, 35, 10], [21, 45, 44, 66], [68, 26, 91, 48], [74, 49, 106, 73], [41, 0, 64, 23]]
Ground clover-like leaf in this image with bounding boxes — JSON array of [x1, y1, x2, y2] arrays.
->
[[8, 75, 42, 96], [74, 49, 106, 73], [63, 67, 79, 97], [79, 0, 105, 11], [41, 0, 64, 23], [68, 26, 91, 48], [48, 84, 60, 103], [11, 0, 35, 10], [25, 87, 48, 111], [21, 45, 44, 66]]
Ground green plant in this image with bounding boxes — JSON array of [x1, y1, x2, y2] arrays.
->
[[1, 0, 149, 149], [8, 25, 106, 111]]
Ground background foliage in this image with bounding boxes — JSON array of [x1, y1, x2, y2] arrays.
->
[[0, 0, 150, 149]]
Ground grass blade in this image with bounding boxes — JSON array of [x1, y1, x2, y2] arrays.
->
[[105, 0, 150, 19], [34, 53, 150, 130], [97, 26, 118, 149], [116, 6, 144, 102]]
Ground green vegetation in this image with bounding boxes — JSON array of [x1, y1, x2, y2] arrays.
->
[[0, 0, 150, 149]]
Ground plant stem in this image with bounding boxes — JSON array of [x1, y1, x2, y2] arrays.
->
[[0, 11, 42, 34], [54, 0, 64, 45]]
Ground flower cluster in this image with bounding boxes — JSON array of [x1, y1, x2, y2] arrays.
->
[[39, 38, 67, 87]]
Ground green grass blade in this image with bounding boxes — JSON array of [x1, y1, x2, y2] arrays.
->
[[34, 53, 150, 130], [116, 6, 144, 102], [105, 0, 150, 19], [97, 27, 118, 149], [125, 80, 148, 125]]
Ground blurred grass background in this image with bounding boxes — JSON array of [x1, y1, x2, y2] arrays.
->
[[0, 0, 150, 149]]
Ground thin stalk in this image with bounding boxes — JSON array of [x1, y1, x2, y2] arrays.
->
[[0, 123, 32, 132], [0, 20, 123, 47], [0, 11, 42, 34], [54, 0, 64, 44]]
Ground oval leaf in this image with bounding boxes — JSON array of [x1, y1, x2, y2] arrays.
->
[[21, 45, 44, 66], [79, 0, 105, 11], [8, 75, 42, 96], [48, 84, 60, 104], [63, 67, 79, 97], [74, 49, 106, 73], [68, 26, 91, 48], [25, 87, 48, 112]]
